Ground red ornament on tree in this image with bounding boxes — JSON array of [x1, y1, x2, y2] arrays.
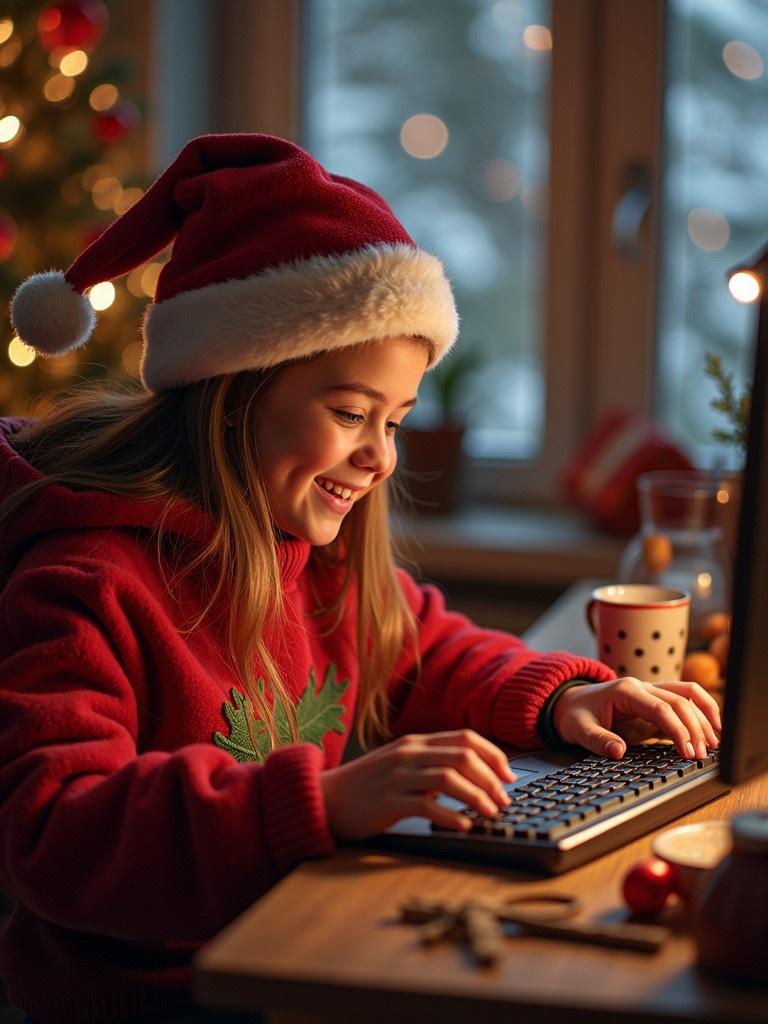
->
[[37, 0, 108, 52], [0, 210, 18, 261], [91, 101, 140, 145]]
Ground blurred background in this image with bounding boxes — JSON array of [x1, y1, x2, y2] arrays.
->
[[0, 0, 765, 628]]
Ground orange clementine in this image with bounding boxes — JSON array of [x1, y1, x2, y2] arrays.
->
[[709, 632, 729, 671], [701, 612, 731, 641], [682, 651, 722, 690], [642, 533, 673, 574]]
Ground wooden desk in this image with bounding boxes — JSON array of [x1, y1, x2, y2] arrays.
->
[[196, 584, 768, 1024]]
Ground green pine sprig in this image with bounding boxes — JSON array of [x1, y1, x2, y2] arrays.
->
[[704, 352, 751, 453]]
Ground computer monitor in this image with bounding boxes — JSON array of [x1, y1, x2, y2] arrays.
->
[[718, 251, 768, 785]]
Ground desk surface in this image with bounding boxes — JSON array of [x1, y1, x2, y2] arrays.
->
[[196, 583, 768, 1024]]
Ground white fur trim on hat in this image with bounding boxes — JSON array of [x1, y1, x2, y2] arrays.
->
[[142, 243, 458, 392], [10, 270, 96, 356]]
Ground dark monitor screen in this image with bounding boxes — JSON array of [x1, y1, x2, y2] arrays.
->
[[719, 261, 768, 785]]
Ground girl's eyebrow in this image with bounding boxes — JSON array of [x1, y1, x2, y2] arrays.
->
[[323, 383, 418, 408]]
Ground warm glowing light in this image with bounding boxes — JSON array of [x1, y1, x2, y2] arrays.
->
[[400, 114, 449, 160], [522, 24, 552, 52], [728, 269, 762, 303], [126, 266, 146, 298], [483, 159, 521, 201], [81, 163, 110, 189], [91, 176, 122, 211], [59, 49, 88, 77], [140, 263, 163, 297], [0, 115, 21, 146], [87, 281, 115, 310], [8, 335, 35, 367], [723, 40, 764, 81], [44, 73, 76, 103], [687, 208, 729, 252], [716, 488, 731, 505], [89, 83, 118, 111], [113, 186, 143, 215], [0, 37, 21, 67], [120, 340, 142, 376], [0, 19, 13, 45], [696, 572, 713, 599]]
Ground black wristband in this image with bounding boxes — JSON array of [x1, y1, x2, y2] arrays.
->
[[536, 678, 593, 749]]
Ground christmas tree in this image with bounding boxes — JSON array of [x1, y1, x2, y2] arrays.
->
[[0, 0, 151, 416]]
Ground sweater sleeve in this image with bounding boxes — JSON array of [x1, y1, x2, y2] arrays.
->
[[0, 562, 334, 945], [388, 570, 615, 749]]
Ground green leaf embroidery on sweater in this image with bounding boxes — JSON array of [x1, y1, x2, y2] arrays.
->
[[213, 664, 350, 764]]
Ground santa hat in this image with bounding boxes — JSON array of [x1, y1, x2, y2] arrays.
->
[[10, 133, 458, 393]]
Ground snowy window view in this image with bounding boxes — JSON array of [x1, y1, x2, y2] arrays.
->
[[304, 0, 767, 471], [658, 0, 768, 469], [303, 0, 551, 460]]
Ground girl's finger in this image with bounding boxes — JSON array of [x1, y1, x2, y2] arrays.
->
[[420, 728, 515, 782], [406, 746, 511, 807], [643, 688, 712, 758], [613, 685, 707, 759], [652, 680, 722, 736], [401, 765, 504, 819], [399, 793, 473, 832]]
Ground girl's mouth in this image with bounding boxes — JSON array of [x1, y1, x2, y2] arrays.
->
[[314, 476, 355, 514]]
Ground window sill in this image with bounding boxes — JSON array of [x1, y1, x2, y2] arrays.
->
[[393, 504, 624, 587]]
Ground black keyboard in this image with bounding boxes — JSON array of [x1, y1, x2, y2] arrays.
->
[[368, 744, 727, 873], [458, 745, 720, 842]]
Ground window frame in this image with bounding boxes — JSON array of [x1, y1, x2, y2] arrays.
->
[[150, 0, 665, 506]]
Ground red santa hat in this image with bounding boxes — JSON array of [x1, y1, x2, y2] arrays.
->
[[10, 133, 458, 393]]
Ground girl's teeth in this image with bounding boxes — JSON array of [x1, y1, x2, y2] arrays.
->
[[318, 478, 352, 500]]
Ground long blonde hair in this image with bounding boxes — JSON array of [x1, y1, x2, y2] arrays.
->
[[0, 366, 419, 752]]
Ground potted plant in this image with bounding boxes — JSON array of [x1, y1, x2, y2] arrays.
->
[[399, 348, 481, 514]]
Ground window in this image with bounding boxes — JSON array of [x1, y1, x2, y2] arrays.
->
[[658, 0, 768, 469], [154, 0, 763, 503], [303, 0, 551, 463]]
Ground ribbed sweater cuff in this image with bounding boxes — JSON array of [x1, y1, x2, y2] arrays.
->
[[491, 652, 615, 749], [261, 743, 336, 872]]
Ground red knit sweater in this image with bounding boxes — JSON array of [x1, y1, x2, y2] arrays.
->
[[0, 418, 613, 1022]]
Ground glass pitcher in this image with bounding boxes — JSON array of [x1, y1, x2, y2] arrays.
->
[[618, 471, 733, 649]]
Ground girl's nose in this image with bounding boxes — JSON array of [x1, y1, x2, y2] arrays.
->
[[351, 430, 393, 476]]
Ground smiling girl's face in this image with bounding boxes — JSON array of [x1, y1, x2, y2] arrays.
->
[[253, 337, 429, 545]]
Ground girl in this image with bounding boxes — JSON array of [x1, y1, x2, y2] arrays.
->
[[0, 134, 720, 1024]]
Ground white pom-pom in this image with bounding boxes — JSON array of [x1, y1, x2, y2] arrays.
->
[[10, 270, 96, 356]]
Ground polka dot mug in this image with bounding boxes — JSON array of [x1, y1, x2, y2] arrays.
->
[[586, 584, 690, 680]]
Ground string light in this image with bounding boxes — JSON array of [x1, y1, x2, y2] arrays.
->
[[90, 175, 122, 210], [44, 73, 76, 103], [687, 208, 729, 252], [400, 114, 449, 160], [59, 49, 88, 77], [87, 281, 115, 310], [0, 37, 21, 67], [728, 270, 762, 303], [7, 335, 36, 367], [722, 40, 764, 81], [0, 115, 22, 147], [0, 19, 14, 45], [113, 186, 143, 214], [140, 263, 163, 297], [522, 24, 552, 52], [89, 83, 118, 111]]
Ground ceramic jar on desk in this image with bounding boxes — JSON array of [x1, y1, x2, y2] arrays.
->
[[693, 811, 768, 984]]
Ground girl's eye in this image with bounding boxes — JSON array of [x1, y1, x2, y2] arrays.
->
[[387, 421, 404, 436], [334, 409, 365, 425]]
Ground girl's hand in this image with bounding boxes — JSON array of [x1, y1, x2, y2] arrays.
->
[[319, 729, 515, 840], [552, 677, 723, 760]]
